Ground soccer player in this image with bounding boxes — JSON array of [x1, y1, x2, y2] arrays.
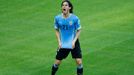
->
[[51, 0, 83, 75]]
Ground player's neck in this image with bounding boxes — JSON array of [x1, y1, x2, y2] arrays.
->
[[63, 12, 70, 18]]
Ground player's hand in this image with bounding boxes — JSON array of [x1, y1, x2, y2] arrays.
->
[[72, 41, 75, 49]]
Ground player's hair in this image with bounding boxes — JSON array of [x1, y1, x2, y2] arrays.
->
[[61, 0, 73, 13]]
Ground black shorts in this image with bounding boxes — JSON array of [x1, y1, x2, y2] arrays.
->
[[56, 39, 82, 60]]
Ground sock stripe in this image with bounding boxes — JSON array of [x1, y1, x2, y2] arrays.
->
[[53, 64, 59, 68], [77, 64, 83, 69]]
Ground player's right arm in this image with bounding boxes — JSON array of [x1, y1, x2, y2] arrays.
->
[[55, 29, 61, 48], [54, 16, 61, 48]]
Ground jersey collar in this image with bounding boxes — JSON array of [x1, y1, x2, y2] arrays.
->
[[62, 13, 72, 19]]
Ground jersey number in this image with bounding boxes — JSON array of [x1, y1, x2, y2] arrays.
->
[[63, 25, 69, 30]]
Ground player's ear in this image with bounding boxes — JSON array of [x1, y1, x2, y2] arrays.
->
[[69, 7, 71, 10]]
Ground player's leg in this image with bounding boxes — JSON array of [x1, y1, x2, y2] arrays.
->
[[71, 39, 83, 75], [51, 48, 70, 75]]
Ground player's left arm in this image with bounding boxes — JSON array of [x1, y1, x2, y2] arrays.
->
[[72, 17, 81, 48]]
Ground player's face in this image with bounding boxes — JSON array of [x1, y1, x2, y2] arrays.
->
[[62, 2, 71, 14]]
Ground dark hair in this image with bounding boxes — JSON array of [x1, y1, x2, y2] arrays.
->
[[61, 0, 73, 13]]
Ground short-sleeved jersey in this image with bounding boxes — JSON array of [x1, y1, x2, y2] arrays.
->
[[54, 13, 81, 49]]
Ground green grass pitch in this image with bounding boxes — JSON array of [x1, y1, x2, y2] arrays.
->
[[0, 0, 134, 75]]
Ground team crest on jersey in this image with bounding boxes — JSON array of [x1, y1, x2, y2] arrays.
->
[[69, 21, 73, 26]]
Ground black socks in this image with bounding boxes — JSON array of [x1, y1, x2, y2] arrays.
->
[[51, 64, 83, 75], [77, 64, 83, 75], [51, 64, 59, 75]]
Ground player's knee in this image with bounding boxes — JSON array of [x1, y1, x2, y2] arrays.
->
[[76, 59, 82, 65], [55, 59, 62, 65]]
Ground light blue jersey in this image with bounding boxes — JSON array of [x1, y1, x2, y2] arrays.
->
[[54, 13, 81, 49]]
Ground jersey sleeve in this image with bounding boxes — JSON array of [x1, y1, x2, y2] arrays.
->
[[54, 16, 59, 29], [75, 17, 81, 30]]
